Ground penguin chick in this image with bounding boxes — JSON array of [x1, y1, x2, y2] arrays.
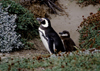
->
[[37, 18, 65, 54], [59, 30, 76, 52]]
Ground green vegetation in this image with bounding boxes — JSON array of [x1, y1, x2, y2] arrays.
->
[[1, 0, 39, 40], [77, 0, 100, 7], [0, 0, 100, 70], [78, 11, 100, 49], [0, 52, 100, 71], [78, 0, 100, 3], [98, 5, 100, 11], [0, 0, 39, 50]]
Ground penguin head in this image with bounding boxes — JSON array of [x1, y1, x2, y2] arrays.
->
[[59, 30, 70, 38], [37, 18, 51, 28]]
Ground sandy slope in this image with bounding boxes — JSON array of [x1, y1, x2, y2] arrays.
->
[[50, 0, 100, 46]]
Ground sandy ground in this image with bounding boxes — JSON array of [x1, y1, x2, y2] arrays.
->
[[0, 0, 100, 58], [50, 0, 100, 46]]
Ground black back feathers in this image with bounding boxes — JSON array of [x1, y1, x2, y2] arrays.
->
[[59, 30, 77, 52]]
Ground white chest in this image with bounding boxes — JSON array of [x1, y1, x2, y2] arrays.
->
[[38, 28, 52, 54]]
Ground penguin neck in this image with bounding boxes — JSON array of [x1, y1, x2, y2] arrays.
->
[[66, 33, 70, 38], [39, 25, 52, 30], [61, 36, 70, 39], [66, 32, 70, 38]]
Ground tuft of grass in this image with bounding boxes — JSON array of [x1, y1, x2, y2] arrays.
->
[[99, 8, 100, 11]]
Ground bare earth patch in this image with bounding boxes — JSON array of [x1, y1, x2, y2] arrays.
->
[[0, 38, 49, 58]]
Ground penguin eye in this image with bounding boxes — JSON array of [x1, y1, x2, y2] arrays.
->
[[41, 20, 45, 24]]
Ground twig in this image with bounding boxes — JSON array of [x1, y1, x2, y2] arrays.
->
[[47, 1, 57, 14], [49, 0, 63, 11]]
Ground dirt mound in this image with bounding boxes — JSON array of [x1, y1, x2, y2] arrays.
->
[[19, 0, 64, 18]]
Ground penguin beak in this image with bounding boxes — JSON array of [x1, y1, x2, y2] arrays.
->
[[59, 32, 63, 35], [36, 18, 43, 24]]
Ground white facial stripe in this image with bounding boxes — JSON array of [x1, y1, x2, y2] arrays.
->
[[61, 33, 68, 36], [41, 18, 49, 27]]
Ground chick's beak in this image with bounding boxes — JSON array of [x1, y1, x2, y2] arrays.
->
[[59, 32, 63, 35]]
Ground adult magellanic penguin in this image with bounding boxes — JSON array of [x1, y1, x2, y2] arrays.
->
[[59, 30, 77, 52], [37, 18, 65, 54]]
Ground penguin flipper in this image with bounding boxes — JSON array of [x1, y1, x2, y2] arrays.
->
[[47, 37, 55, 54]]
